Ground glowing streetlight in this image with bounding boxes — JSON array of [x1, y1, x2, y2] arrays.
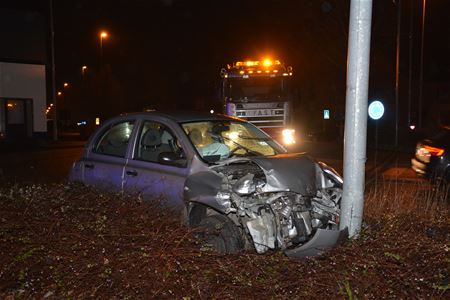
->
[[57, 91, 62, 96], [81, 66, 87, 82], [99, 31, 108, 66], [63, 82, 69, 88]]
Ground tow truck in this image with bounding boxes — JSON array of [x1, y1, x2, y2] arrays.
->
[[220, 59, 297, 147]]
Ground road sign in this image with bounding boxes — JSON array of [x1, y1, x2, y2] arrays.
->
[[323, 109, 330, 120], [368, 101, 384, 120]]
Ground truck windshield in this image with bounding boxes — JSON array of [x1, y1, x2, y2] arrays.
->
[[227, 77, 286, 102], [182, 120, 284, 163]]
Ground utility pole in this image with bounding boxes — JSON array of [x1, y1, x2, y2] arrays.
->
[[418, 0, 427, 129], [340, 0, 373, 238], [395, 0, 402, 148], [408, 1, 414, 127], [50, 0, 57, 141]]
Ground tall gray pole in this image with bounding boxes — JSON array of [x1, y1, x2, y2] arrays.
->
[[50, 0, 57, 141], [340, 0, 373, 238], [100, 36, 103, 68], [407, 1, 414, 127], [395, 0, 402, 148], [418, 0, 426, 129]]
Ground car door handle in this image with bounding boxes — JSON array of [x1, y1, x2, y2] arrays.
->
[[126, 169, 138, 176], [85, 163, 94, 169]]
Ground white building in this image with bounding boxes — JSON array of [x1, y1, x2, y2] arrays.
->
[[0, 62, 47, 141], [0, 3, 49, 143]]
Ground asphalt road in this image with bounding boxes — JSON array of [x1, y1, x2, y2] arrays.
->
[[0, 142, 84, 183]]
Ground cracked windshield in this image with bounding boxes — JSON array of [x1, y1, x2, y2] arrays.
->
[[182, 120, 282, 162]]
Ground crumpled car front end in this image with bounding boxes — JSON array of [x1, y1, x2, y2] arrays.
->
[[184, 153, 347, 257]]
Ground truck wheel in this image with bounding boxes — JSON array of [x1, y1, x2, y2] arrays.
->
[[197, 214, 244, 254]]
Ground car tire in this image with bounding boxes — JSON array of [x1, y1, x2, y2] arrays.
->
[[197, 214, 244, 254]]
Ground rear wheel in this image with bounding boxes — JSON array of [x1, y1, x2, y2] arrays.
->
[[197, 214, 244, 254]]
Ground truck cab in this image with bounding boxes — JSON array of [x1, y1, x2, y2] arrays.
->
[[220, 59, 296, 147]]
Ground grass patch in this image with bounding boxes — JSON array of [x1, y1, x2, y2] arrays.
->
[[0, 182, 448, 299]]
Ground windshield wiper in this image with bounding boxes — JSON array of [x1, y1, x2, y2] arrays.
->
[[238, 135, 272, 141]]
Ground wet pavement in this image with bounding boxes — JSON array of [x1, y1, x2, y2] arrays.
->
[[0, 135, 86, 183]]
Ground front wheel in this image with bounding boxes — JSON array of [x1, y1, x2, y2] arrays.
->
[[197, 214, 244, 254]]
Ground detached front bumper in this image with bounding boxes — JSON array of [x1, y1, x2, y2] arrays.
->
[[284, 228, 348, 258]]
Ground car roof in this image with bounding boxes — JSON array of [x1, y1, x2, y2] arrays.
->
[[120, 110, 243, 123]]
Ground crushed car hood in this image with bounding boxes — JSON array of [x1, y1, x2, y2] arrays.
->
[[249, 153, 318, 195], [184, 153, 319, 210]]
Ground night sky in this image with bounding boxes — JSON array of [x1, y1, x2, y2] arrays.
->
[[1, 0, 449, 142]]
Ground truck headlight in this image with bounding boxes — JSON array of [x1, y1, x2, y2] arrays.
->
[[282, 128, 296, 145]]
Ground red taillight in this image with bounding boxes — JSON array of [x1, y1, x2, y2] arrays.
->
[[424, 145, 445, 156]]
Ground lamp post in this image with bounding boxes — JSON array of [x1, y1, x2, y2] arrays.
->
[[394, 0, 402, 148], [50, 0, 57, 141], [99, 31, 108, 68], [418, 0, 426, 129], [99, 31, 108, 122], [81, 66, 87, 87]]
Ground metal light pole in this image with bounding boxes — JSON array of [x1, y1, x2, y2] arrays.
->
[[395, 0, 402, 148], [99, 31, 108, 69], [340, 0, 374, 238], [49, 0, 57, 141], [81, 66, 87, 86], [99, 31, 108, 122], [418, 0, 426, 129], [408, 1, 414, 127]]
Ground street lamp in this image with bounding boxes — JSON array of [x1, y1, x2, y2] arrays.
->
[[81, 66, 87, 84], [63, 82, 69, 88], [418, 0, 427, 129], [99, 31, 108, 67], [99, 31, 108, 119]]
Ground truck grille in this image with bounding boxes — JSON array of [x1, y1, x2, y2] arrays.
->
[[236, 108, 286, 128]]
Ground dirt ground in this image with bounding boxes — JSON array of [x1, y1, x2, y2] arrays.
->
[[0, 183, 449, 299]]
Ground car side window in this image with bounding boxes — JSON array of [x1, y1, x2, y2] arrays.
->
[[135, 121, 184, 164], [93, 121, 135, 157]]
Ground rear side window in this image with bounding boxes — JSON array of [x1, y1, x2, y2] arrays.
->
[[93, 121, 135, 157]]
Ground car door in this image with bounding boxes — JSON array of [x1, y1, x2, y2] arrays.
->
[[81, 119, 136, 192], [123, 118, 190, 208]]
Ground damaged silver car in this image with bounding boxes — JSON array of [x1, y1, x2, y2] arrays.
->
[[69, 111, 347, 257]]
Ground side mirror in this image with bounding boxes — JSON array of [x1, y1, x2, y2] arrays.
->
[[158, 152, 187, 168]]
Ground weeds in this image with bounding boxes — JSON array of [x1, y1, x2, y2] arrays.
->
[[364, 179, 449, 218], [0, 182, 448, 299]]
